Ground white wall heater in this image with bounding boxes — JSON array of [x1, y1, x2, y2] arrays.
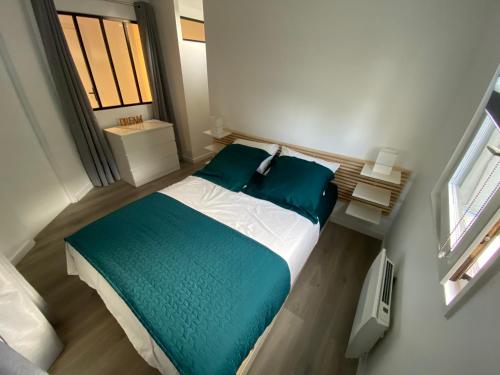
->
[[346, 248, 394, 358]]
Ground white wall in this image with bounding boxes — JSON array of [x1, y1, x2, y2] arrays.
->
[[178, 0, 211, 161], [0, 16, 70, 261], [0, 0, 159, 262], [178, 42, 211, 160], [178, 0, 203, 17], [205, 0, 492, 170], [151, 0, 211, 162], [360, 3, 500, 374], [204, 0, 497, 237], [0, 0, 155, 261]]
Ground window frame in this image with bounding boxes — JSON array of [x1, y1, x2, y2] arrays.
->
[[431, 66, 500, 317], [180, 16, 206, 43], [438, 116, 500, 273], [58, 11, 152, 111], [447, 112, 493, 248], [444, 212, 500, 317]]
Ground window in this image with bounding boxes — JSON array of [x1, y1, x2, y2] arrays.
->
[[180, 17, 205, 43], [58, 12, 152, 110], [446, 114, 499, 251], [434, 71, 500, 314]]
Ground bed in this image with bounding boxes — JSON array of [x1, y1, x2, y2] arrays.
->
[[65, 142, 338, 375]]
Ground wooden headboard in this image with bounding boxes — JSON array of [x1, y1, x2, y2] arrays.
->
[[211, 130, 411, 216]]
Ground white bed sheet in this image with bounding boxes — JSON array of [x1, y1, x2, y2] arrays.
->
[[159, 176, 319, 284], [66, 176, 320, 374]]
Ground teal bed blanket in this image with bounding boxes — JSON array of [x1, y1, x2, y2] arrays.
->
[[65, 192, 290, 375]]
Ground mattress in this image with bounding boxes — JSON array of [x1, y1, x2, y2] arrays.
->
[[66, 176, 335, 374]]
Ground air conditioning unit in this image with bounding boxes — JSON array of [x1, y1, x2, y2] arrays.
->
[[345, 248, 394, 358]]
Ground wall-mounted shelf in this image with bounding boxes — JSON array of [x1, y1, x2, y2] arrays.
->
[[204, 143, 226, 153], [350, 165, 395, 224], [203, 129, 232, 139], [361, 163, 401, 185], [352, 182, 391, 207], [346, 201, 382, 225]]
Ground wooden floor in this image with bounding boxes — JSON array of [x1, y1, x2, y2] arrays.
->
[[16, 161, 380, 375]]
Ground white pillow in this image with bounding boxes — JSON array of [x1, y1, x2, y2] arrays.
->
[[280, 146, 340, 174], [233, 139, 279, 173]]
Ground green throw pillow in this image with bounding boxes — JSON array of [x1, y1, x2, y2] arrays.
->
[[244, 156, 334, 223], [194, 144, 271, 191]]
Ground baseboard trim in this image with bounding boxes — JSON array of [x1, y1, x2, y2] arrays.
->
[[10, 239, 36, 265], [73, 182, 93, 203], [182, 151, 212, 164], [330, 214, 385, 240]]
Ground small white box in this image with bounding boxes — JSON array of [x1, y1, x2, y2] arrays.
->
[[373, 148, 398, 175]]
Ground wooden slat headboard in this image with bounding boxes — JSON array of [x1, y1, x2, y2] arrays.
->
[[212, 130, 410, 216]]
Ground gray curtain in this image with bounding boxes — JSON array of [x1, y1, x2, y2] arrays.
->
[[31, 0, 120, 187], [134, 2, 181, 153]]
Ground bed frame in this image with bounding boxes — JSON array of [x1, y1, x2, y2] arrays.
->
[[209, 130, 411, 216]]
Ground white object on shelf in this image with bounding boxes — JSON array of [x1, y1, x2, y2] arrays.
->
[[373, 148, 398, 175], [105, 120, 180, 187], [361, 163, 402, 185], [346, 200, 382, 225], [352, 182, 391, 207], [204, 143, 226, 153], [203, 129, 232, 139], [210, 115, 225, 137]]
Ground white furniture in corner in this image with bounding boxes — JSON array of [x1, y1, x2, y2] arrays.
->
[[346, 163, 402, 225], [105, 120, 180, 187]]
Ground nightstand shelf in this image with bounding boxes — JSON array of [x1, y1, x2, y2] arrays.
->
[[346, 201, 382, 225], [352, 182, 391, 207], [203, 129, 232, 139], [204, 143, 226, 153], [346, 158, 401, 224], [361, 163, 401, 185]]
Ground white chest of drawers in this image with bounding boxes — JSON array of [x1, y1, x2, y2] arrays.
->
[[105, 120, 180, 187]]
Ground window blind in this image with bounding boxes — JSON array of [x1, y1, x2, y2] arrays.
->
[[438, 115, 500, 260]]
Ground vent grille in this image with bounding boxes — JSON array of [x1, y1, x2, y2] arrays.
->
[[381, 261, 393, 305]]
